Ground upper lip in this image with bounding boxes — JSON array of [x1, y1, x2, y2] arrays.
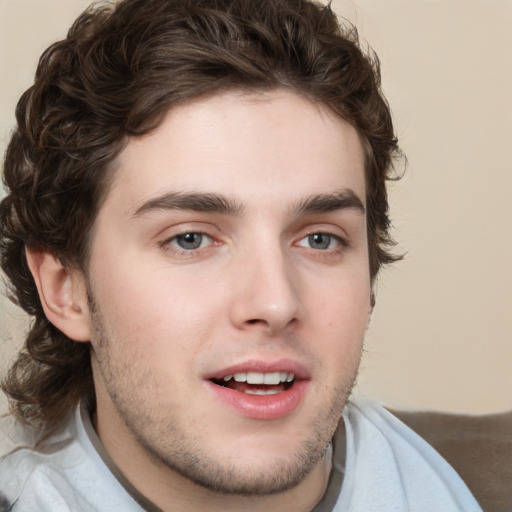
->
[[205, 359, 311, 381]]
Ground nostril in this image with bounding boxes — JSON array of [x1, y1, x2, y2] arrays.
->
[[247, 319, 263, 325]]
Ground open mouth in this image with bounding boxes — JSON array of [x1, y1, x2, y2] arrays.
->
[[211, 371, 296, 395]]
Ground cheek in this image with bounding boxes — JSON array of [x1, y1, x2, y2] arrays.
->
[[304, 270, 371, 352], [89, 258, 222, 362]]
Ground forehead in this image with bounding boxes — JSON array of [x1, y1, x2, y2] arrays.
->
[[105, 89, 366, 214]]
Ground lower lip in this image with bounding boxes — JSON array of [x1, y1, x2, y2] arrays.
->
[[205, 380, 309, 420]]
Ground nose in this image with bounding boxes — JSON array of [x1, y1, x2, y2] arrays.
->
[[229, 245, 301, 335]]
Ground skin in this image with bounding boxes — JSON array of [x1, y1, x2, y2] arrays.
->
[[65, 90, 372, 511]]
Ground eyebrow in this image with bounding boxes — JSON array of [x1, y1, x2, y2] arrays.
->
[[133, 188, 365, 219], [133, 191, 244, 217], [292, 189, 365, 216]]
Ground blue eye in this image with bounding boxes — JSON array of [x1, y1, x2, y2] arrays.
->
[[170, 232, 212, 251], [297, 233, 342, 250]]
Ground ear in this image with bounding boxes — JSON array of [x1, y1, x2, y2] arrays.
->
[[25, 248, 91, 342]]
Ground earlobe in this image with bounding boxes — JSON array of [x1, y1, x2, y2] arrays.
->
[[25, 248, 91, 342]]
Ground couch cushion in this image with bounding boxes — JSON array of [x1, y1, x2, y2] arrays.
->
[[390, 409, 512, 512]]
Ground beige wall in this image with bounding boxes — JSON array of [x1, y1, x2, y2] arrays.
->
[[1, 0, 511, 414]]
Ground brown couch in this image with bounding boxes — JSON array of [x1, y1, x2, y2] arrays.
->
[[391, 409, 512, 512]]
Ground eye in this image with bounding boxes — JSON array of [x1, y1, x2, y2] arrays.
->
[[168, 232, 213, 251], [297, 233, 343, 250]]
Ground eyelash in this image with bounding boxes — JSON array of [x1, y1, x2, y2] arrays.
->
[[160, 231, 218, 257], [159, 230, 349, 258], [295, 232, 349, 252]]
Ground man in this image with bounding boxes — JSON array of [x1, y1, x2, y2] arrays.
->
[[0, 0, 482, 510]]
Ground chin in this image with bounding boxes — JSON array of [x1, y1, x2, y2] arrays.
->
[[161, 443, 328, 496], [135, 399, 342, 497]]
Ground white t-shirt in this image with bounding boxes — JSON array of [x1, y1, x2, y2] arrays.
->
[[0, 398, 482, 511]]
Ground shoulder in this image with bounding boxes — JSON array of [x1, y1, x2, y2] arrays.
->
[[0, 408, 148, 512], [0, 409, 98, 511], [0, 424, 89, 511], [335, 398, 484, 512]]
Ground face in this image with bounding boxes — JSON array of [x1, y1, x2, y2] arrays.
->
[[83, 90, 371, 495]]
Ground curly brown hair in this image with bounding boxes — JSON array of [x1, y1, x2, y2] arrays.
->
[[0, 0, 401, 432]]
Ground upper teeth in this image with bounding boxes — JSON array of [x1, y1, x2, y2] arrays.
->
[[223, 372, 294, 384]]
